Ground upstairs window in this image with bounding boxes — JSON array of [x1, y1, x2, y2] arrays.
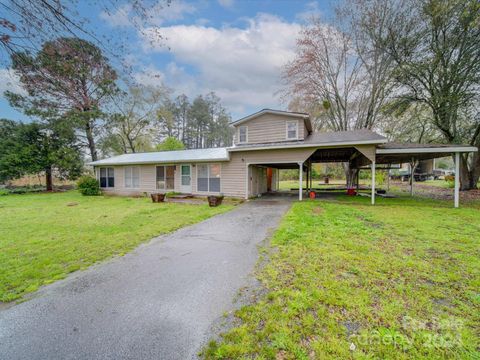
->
[[286, 121, 298, 140], [238, 126, 248, 143], [99, 167, 114, 188], [125, 166, 140, 188]]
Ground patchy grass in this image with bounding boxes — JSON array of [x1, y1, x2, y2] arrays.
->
[[0, 191, 232, 302], [203, 195, 480, 359]]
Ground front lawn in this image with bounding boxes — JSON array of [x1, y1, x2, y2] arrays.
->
[[0, 191, 232, 302], [204, 196, 480, 359]]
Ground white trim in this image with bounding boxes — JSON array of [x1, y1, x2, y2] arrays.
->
[[376, 146, 477, 154], [228, 139, 387, 152], [231, 109, 309, 126], [238, 125, 248, 144], [286, 120, 299, 140], [124, 166, 140, 189], [195, 163, 222, 194]]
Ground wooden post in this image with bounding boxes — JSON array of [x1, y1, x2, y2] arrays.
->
[[454, 152, 460, 208], [371, 161, 376, 205], [299, 162, 303, 201]]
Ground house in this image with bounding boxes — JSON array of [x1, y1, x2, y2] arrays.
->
[[90, 109, 477, 207]]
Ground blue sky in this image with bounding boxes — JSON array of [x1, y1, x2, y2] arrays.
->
[[0, 0, 335, 121]]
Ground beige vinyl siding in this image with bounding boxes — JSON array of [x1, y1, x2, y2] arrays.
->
[[221, 147, 316, 198], [97, 146, 315, 198], [234, 113, 306, 145]]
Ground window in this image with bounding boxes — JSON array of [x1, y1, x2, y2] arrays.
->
[[197, 164, 221, 192], [238, 126, 247, 143], [125, 167, 140, 188], [286, 120, 298, 139], [156, 165, 175, 190], [99, 167, 114, 188]]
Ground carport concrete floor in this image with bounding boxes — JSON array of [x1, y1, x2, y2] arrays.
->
[[0, 197, 292, 360]]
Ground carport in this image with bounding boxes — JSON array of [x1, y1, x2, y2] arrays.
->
[[253, 143, 477, 208], [298, 143, 478, 207]]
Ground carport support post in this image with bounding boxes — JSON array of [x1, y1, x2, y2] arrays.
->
[[298, 162, 303, 201], [454, 152, 460, 208], [371, 161, 376, 205]]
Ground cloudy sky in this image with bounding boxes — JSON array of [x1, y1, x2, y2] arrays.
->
[[1, 0, 334, 121]]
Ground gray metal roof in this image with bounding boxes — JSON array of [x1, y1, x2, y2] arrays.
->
[[89, 147, 229, 166]]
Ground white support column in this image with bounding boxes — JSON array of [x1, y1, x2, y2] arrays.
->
[[454, 152, 460, 208], [299, 162, 303, 201], [245, 163, 249, 200], [410, 161, 414, 196], [371, 161, 376, 205]]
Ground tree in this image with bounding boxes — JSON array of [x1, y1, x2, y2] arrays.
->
[[0, 0, 170, 63], [174, 94, 190, 143], [0, 119, 82, 190], [185, 93, 233, 149], [6, 37, 118, 161], [283, 7, 394, 186], [375, 0, 480, 189], [156, 137, 185, 151], [103, 85, 167, 154]]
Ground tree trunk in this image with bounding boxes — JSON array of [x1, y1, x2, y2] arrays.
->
[[45, 166, 53, 191], [343, 163, 358, 188], [85, 121, 97, 161], [460, 153, 480, 190]]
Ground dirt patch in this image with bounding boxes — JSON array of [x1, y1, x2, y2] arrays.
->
[[312, 206, 323, 215], [392, 181, 480, 202]]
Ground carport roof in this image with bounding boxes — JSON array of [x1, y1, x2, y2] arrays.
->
[[375, 143, 478, 164]]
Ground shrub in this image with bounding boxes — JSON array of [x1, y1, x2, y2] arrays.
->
[[77, 176, 101, 196]]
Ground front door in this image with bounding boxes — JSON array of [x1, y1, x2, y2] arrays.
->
[[180, 164, 192, 193]]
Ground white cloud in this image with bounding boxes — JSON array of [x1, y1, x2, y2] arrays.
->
[[133, 65, 166, 88], [218, 0, 234, 8], [100, 1, 195, 27], [0, 69, 26, 96], [296, 1, 323, 23], [139, 14, 301, 117]]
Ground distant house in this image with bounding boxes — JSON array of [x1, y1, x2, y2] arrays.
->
[[90, 109, 476, 206]]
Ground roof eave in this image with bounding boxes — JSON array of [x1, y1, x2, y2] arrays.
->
[[88, 156, 231, 167], [231, 109, 310, 127], [376, 146, 478, 154], [228, 138, 387, 152]]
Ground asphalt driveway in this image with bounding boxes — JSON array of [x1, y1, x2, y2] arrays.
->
[[0, 197, 292, 360]]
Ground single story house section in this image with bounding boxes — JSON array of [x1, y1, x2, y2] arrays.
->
[[90, 109, 477, 207]]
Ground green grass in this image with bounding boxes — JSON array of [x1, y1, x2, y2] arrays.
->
[[203, 195, 480, 359], [0, 191, 232, 302]]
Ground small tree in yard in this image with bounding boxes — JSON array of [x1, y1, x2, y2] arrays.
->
[[0, 119, 82, 190], [6, 37, 118, 161]]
